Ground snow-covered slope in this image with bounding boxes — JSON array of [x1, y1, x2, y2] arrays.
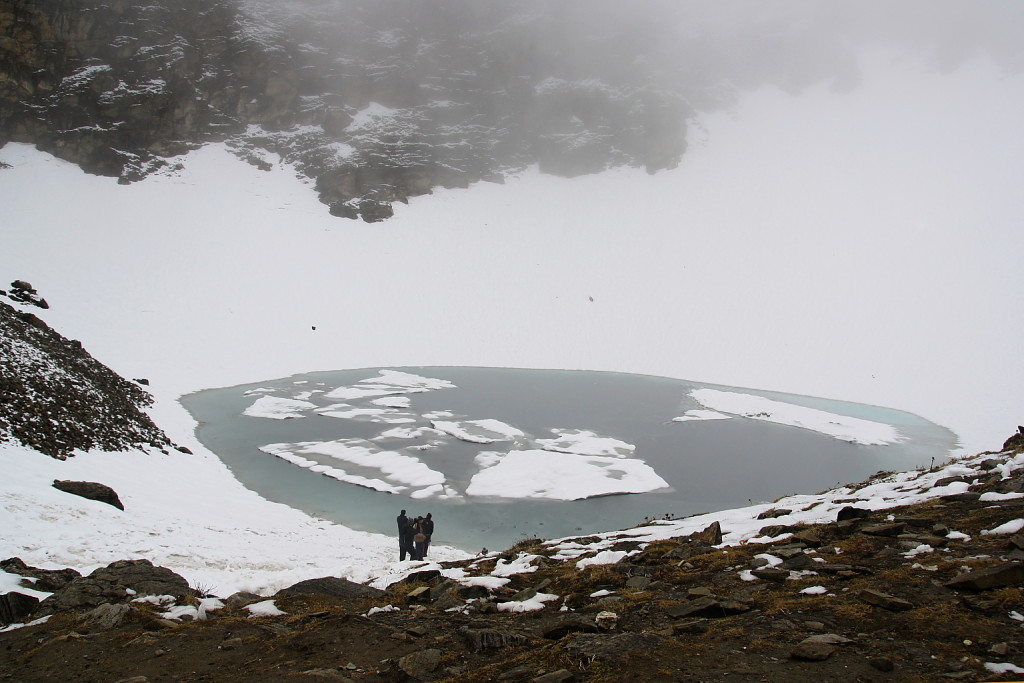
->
[[2, 47, 1022, 592]]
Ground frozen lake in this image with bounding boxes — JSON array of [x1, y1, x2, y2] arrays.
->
[[181, 367, 957, 552]]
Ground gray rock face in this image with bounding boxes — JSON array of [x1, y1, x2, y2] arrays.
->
[[37, 559, 190, 615], [52, 480, 125, 510]]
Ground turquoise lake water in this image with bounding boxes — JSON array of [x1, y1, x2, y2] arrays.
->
[[180, 367, 957, 553]]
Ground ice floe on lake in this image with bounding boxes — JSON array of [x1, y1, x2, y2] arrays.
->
[[536, 429, 635, 457], [242, 395, 317, 420], [688, 388, 904, 446], [431, 419, 524, 444], [465, 449, 668, 500]]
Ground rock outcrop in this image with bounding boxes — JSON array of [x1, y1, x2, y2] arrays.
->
[[35, 559, 190, 615], [0, 298, 172, 458]]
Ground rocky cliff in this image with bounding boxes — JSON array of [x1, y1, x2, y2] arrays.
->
[[0, 284, 173, 458], [0, 0, 688, 221]]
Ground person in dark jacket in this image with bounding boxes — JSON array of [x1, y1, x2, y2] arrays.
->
[[397, 509, 411, 561], [421, 513, 434, 557], [403, 515, 420, 561]]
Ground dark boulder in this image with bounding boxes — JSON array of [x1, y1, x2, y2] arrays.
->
[[692, 521, 723, 546], [276, 576, 385, 600], [836, 506, 872, 522], [0, 591, 40, 625], [37, 559, 190, 615], [52, 480, 125, 510]]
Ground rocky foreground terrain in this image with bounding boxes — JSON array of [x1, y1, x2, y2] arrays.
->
[[2, 431, 1022, 682]]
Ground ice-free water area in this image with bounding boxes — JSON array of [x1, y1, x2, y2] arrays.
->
[[180, 367, 957, 554]]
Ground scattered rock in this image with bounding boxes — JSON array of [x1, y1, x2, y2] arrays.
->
[[532, 670, 574, 683], [399, 569, 442, 585], [944, 562, 1024, 591], [542, 618, 598, 640], [869, 657, 895, 672], [836, 506, 872, 522], [790, 639, 837, 661], [757, 508, 792, 520], [861, 522, 907, 537], [791, 528, 825, 546], [664, 596, 750, 620], [778, 553, 813, 571], [224, 591, 263, 607], [398, 648, 441, 680], [857, 589, 914, 611], [625, 575, 651, 590], [750, 568, 789, 582], [460, 627, 527, 652], [758, 524, 803, 537], [692, 521, 723, 545]]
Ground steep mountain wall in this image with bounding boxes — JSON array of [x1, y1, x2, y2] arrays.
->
[[0, 0, 688, 220]]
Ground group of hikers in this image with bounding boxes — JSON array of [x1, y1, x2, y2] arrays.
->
[[396, 509, 433, 561]]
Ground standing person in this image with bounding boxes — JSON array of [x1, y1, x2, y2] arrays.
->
[[421, 513, 434, 558], [413, 516, 427, 561], [402, 514, 420, 561], [397, 509, 410, 561]]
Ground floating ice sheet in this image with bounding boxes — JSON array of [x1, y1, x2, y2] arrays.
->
[[536, 429, 635, 457], [242, 395, 317, 419], [466, 449, 668, 500], [690, 389, 903, 445]]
